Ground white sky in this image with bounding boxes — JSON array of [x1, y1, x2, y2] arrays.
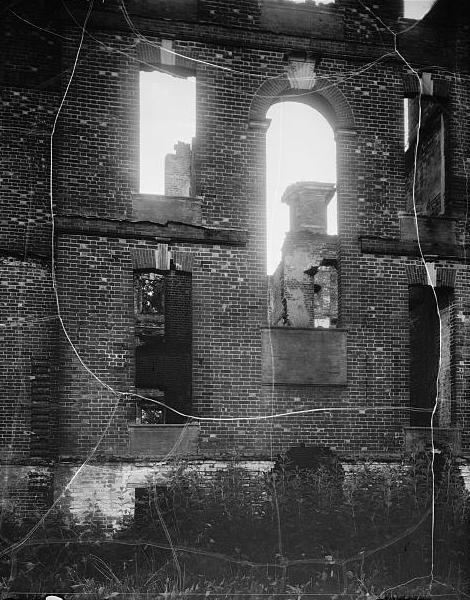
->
[[266, 102, 336, 273], [404, 0, 435, 19], [287, 0, 435, 19]]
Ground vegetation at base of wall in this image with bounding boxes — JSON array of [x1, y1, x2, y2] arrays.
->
[[0, 452, 468, 597]]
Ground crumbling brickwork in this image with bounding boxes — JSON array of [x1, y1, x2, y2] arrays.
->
[[165, 141, 193, 197], [1, 0, 470, 515]]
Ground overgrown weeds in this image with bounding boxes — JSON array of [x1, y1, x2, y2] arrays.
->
[[1, 451, 468, 598]]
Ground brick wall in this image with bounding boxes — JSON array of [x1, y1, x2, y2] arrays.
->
[[0, 257, 58, 460], [0, 465, 53, 516]]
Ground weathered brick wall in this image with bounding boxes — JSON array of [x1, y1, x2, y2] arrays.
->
[[56, 28, 139, 219], [453, 264, 470, 452], [1, 0, 470, 489], [0, 88, 58, 257], [0, 3, 61, 91], [55, 235, 134, 456], [198, 0, 261, 28], [54, 459, 273, 526], [0, 5, 62, 261], [0, 257, 58, 460], [0, 465, 54, 516], [446, 75, 470, 223]]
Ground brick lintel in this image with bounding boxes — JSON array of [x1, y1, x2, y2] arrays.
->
[[56, 215, 248, 246]]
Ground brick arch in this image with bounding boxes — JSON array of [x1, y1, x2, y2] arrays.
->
[[406, 265, 456, 288], [249, 75, 355, 130]]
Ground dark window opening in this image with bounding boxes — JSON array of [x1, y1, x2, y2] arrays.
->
[[135, 396, 165, 424], [135, 272, 165, 329], [405, 96, 445, 216], [134, 270, 192, 424], [409, 285, 453, 427], [140, 405, 164, 424], [312, 264, 338, 328]]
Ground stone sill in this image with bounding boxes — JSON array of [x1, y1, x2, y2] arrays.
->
[[360, 235, 465, 260], [404, 426, 462, 454], [128, 423, 199, 457], [131, 193, 202, 226], [399, 213, 457, 245]]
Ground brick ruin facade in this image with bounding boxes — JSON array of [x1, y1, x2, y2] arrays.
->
[[1, 0, 470, 519]]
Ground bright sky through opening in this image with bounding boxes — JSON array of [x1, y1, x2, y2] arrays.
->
[[140, 71, 196, 194], [139, 0, 434, 268], [287, 0, 434, 19], [266, 102, 336, 274], [404, 0, 435, 19]]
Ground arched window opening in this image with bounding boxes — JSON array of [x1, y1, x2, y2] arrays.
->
[[266, 101, 337, 329], [266, 101, 336, 274]]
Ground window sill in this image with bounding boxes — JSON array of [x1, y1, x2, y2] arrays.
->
[[404, 427, 461, 454], [132, 193, 202, 226], [128, 423, 199, 457]]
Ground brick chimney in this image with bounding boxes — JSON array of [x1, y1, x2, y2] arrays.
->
[[282, 181, 336, 234]]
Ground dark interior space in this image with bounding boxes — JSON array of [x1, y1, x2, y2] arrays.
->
[[135, 270, 192, 424], [409, 284, 452, 426]]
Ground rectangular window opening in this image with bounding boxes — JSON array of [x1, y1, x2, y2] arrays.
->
[[405, 98, 445, 216], [140, 70, 196, 196], [134, 270, 193, 424], [409, 285, 454, 427]]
